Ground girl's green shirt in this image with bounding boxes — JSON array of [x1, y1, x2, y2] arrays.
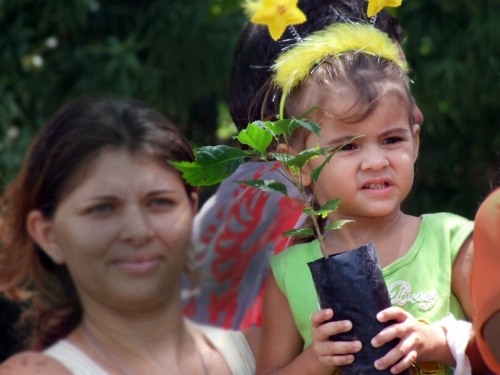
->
[[269, 212, 473, 372]]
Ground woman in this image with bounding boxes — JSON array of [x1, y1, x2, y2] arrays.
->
[[0, 97, 257, 375]]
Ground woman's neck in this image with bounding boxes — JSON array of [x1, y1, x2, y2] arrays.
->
[[324, 210, 421, 268], [67, 287, 192, 372]]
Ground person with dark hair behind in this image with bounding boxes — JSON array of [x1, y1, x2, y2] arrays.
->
[[0, 96, 256, 374], [183, 0, 424, 330], [229, 0, 408, 131]]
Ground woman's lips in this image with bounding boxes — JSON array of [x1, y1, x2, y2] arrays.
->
[[112, 256, 162, 273]]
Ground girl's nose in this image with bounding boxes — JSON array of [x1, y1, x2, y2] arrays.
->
[[360, 147, 389, 171], [119, 207, 154, 246]]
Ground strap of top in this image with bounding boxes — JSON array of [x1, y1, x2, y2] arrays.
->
[[190, 321, 256, 375], [44, 340, 108, 375], [44, 324, 255, 375]]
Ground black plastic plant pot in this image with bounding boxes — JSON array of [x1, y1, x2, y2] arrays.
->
[[307, 242, 410, 375]]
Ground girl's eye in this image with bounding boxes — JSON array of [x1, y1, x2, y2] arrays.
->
[[338, 143, 356, 151]]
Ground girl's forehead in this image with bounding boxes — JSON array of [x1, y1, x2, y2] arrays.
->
[[320, 87, 411, 121], [316, 87, 360, 118], [314, 95, 411, 134]]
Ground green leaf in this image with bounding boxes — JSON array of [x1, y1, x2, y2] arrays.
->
[[269, 152, 291, 164], [253, 120, 285, 137], [283, 228, 315, 237], [303, 198, 340, 218], [325, 220, 355, 231], [273, 119, 302, 136], [235, 123, 273, 154], [234, 179, 288, 195], [169, 145, 247, 186], [310, 137, 360, 181], [292, 118, 322, 138], [311, 152, 335, 182], [287, 145, 323, 168]]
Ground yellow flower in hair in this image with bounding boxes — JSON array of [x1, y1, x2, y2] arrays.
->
[[249, 0, 307, 41], [367, 0, 402, 17], [273, 23, 408, 94]]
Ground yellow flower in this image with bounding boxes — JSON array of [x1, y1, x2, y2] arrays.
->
[[273, 23, 408, 94], [250, 0, 307, 41], [367, 0, 402, 17]]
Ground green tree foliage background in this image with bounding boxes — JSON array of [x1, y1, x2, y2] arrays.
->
[[0, 0, 499, 360], [1, 0, 499, 218], [0, 0, 243, 186], [398, 0, 500, 218]]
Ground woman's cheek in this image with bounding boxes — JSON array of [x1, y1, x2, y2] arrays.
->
[[69, 218, 121, 257], [158, 210, 193, 245]]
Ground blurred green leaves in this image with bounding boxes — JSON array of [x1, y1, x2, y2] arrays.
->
[[397, 0, 500, 218], [1, 0, 499, 219], [0, 0, 245, 185]]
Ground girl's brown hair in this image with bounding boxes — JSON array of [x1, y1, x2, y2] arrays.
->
[[0, 96, 197, 350], [277, 52, 415, 244]]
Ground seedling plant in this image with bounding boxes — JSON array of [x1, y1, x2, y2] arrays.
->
[[171, 98, 355, 258]]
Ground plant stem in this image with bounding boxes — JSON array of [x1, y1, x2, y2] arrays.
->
[[294, 172, 328, 259], [312, 181, 328, 259], [274, 94, 328, 258], [262, 158, 294, 186], [279, 92, 287, 122]]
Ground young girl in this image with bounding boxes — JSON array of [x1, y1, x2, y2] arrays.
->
[[186, 0, 423, 332], [0, 96, 256, 375], [255, 23, 475, 375]]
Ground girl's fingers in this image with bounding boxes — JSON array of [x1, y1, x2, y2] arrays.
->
[[311, 309, 333, 328], [315, 320, 353, 341], [319, 353, 355, 367], [374, 338, 415, 371], [376, 307, 408, 323], [371, 323, 404, 347], [315, 340, 362, 357], [388, 351, 418, 374]]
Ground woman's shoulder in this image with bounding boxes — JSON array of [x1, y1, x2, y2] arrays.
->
[[0, 351, 72, 375]]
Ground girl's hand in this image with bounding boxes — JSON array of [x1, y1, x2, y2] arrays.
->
[[371, 307, 449, 374], [310, 309, 362, 372]]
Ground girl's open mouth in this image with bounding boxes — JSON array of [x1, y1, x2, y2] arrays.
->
[[363, 182, 389, 190]]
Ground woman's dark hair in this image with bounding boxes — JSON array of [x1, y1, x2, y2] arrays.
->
[[229, 0, 405, 130], [0, 96, 197, 350]]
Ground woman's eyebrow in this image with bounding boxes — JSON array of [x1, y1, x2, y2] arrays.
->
[[86, 195, 118, 202], [146, 189, 177, 197]]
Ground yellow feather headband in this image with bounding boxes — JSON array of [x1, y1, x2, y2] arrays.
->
[[272, 22, 408, 94]]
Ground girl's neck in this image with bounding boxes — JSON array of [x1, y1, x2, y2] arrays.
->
[[324, 210, 421, 268]]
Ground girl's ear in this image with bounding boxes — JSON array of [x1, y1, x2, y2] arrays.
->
[[27, 210, 65, 265], [412, 124, 421, 162], [190, 191, 199, 216], [276, 143, 313, 187]]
